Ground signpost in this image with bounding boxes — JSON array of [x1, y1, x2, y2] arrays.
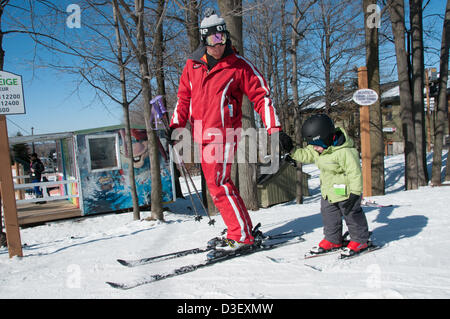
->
[[353, 67, 378, 198], [0, 70, 24, 258]]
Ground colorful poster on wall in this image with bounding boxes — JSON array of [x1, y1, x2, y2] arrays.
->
[[76, 127, 173, 215]]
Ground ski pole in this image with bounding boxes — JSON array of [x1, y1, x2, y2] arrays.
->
[[174, 149, 203, 222], [151, 96, 215, 225], [173, 149, 215, 225]]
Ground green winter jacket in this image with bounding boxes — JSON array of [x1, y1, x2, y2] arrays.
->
[[290, 127, 362, 203]]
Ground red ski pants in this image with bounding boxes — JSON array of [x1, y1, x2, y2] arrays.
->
[[200, 142, 254, 244]]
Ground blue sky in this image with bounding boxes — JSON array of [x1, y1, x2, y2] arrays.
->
[[4, 1, 124, 137], [4, 34, 123, 137], [3, 0, 448, 137]]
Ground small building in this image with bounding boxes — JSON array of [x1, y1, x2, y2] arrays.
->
[[257, 161, 310, 208], [380, 78, 450, 155], [10, 125, 174, 225]]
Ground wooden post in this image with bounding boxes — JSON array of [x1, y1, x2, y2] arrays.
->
[[0, 115, 23, 258], [357, 67, 372, 197]]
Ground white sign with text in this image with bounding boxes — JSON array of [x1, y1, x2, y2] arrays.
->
[[353, 89, 378, 106], [0, 71, 26, 115]]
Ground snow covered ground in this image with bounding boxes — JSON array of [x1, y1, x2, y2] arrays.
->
[[1, 152, 449, 299]]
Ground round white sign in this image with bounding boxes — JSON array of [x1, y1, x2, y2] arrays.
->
[[352, 89, 378, 106], [0, 71, 26, 115]]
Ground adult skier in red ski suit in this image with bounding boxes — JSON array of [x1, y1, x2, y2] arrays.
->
[[170, 9, 292, 251]]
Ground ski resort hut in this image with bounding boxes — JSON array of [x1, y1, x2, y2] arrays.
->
[[257, 161, 309, 208], [10, 124, 174, 224], [71, 125, 174, 215]]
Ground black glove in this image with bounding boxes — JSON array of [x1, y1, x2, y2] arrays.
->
[[283, 154, 297, 167], [342, 193, 360, 215], [279, 131, 294, 154], [167, 127, 176, 145]]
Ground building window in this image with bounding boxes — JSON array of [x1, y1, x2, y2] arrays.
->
[[86, 134, 120, 172]]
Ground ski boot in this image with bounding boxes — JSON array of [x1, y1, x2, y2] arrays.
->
[[340, 241, 370, 258], [309, 239, 343, 255], [305, 231, 350, 258]]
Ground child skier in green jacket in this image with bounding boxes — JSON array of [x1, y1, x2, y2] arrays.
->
[[286, 114, 370, 257]]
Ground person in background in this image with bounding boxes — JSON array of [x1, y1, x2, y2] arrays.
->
[[30, 153, 46, 204]]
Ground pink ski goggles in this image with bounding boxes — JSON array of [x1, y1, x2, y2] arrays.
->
[[205, 32, 227, 47]]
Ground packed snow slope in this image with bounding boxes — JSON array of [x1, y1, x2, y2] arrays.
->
[[1, 152, 449, 299]]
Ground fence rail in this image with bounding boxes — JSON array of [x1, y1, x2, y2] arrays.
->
[[14, 179, 79, 205]]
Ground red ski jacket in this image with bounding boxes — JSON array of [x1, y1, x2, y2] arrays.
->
[[170, 46, 281, 144]]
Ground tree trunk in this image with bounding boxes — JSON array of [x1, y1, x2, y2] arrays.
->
[[363, 0, 385, 195], [410, 0, 428, 186], [291, 11, 303, 204], [431, 0, 450, 185], [281, 0, 289, 133], [388, 0, 418, 190], [136, 0, 164, 220], [186, 0, 200, 51], [112, 2, 140, 219], [116, 0, 165, 220], [154, 0, 183, 199], [219, 0, 259, 211]]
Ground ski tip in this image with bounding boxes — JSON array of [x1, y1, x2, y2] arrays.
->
[[106, 281, 127, 289], [116, 259, 131, 267]]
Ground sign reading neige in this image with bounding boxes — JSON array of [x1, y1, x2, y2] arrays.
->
[[352, 88, 378, 106], [0, 71, 26, 115]]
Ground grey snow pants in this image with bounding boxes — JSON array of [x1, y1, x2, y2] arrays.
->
[[320, 196, 369, 244]]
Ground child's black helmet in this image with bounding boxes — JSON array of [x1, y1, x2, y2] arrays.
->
[[302, 114, 336, 147]]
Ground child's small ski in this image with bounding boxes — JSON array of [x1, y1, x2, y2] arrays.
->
[[304, 246, 345, 259], [304, 231, 350, 259], [361, 199, 393, 208]]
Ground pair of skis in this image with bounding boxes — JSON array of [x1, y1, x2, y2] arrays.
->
[[304, 231, 382, 260], [107, 226, 305, 290]]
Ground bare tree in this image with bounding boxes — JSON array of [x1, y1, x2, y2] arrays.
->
[[410, 0, 428, 186], [289, 0, 317, 203], [387, 0, 418, 190], [431, 0, 450, 185], [308, 0, 364, 113], [114, 0, 164, 221], [111, 1, 141, 220]]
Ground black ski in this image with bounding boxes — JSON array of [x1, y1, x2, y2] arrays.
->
[[116, 231, 303, 267], [117, 246, 212, 267], [107, 236, 305, 290]]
